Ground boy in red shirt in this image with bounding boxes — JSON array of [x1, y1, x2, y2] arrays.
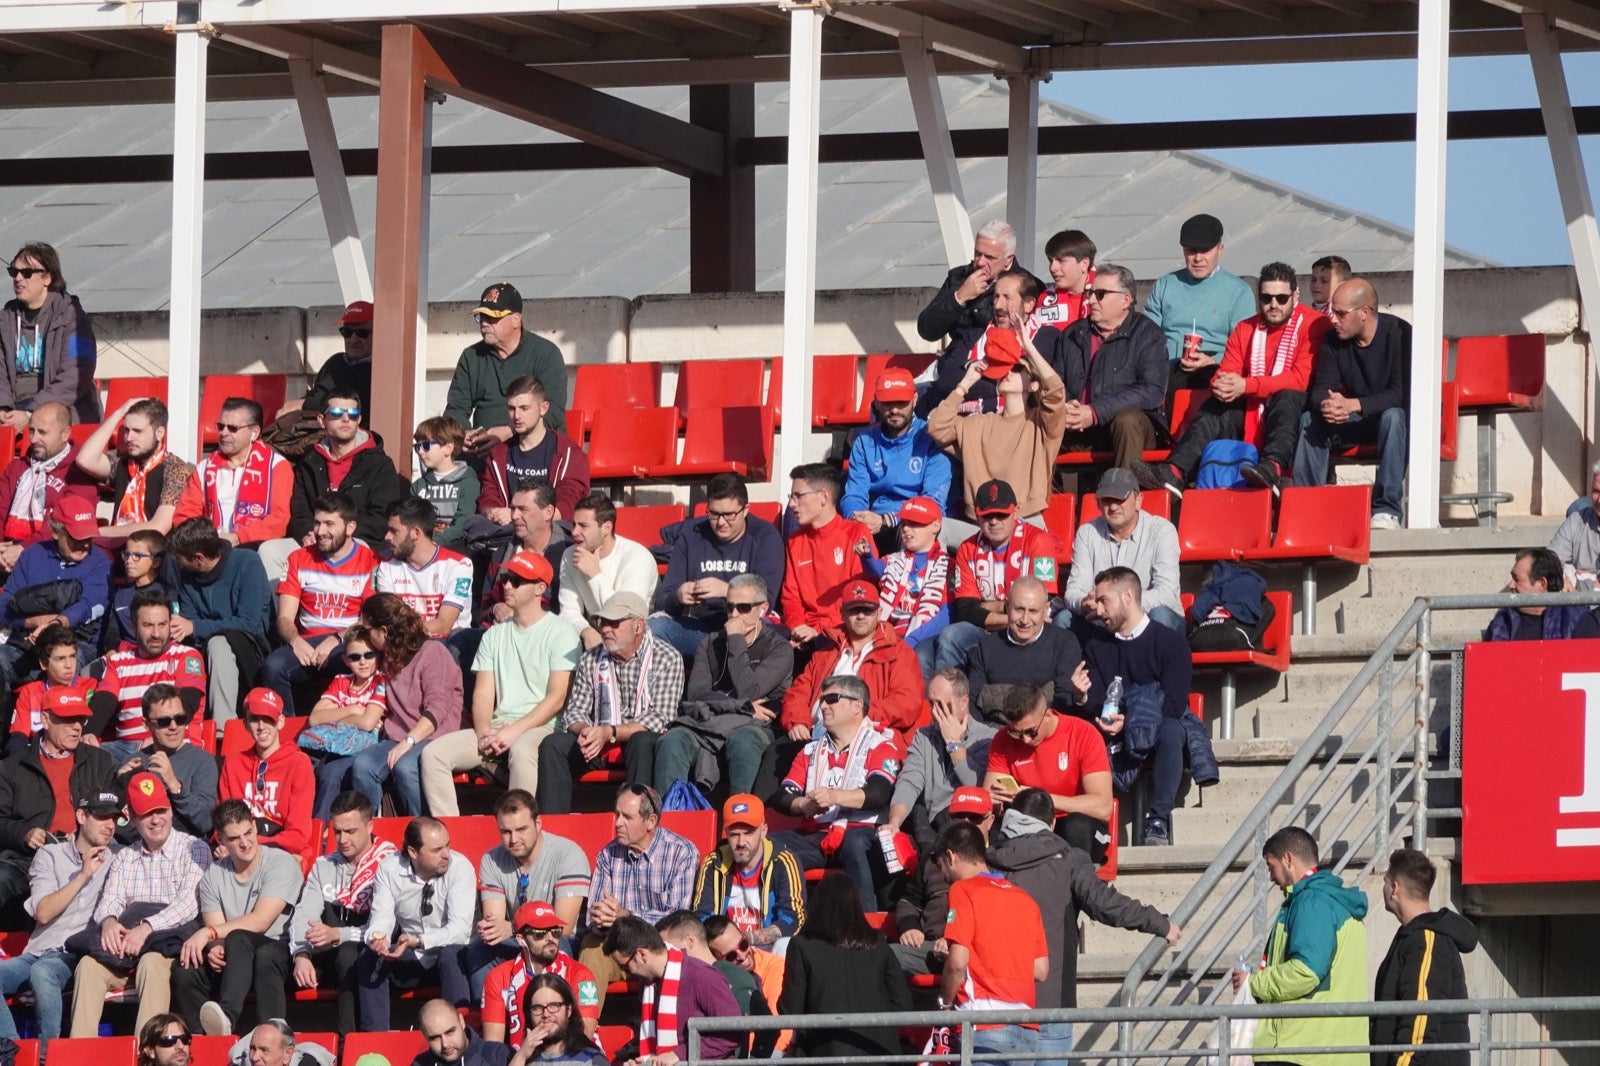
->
[[8, 623, 95, 755], [936, 818, 1048, 1062], [218, 687, 316, 860]]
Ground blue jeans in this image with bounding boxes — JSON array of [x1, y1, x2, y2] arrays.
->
[[647, 613, 716, 659], [970, 1022, 1035, 1066], [1034, 1020, 1074, 1066], [318, 738, 427, 816], [259, 643, 347, 713], [909, 639, 938, 682], [933, 621, 986, 672], [0, 950, 72, 1046], [772, 826, 899, 912], [1292, 406, 1408, 519]]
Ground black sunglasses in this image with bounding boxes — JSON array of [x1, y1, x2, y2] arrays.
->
[[6, 267, 44, 280], [155, 1034, 193, 1048], [339, 326, 371, 339], [421, 881, 436, 918], [148, 714, 191, 729], [1259, 292, 1293, 306], [1087, 287, 1127, 301], [728, 602, 763, 614], [819, 692, 857, 705], [345, 650, 377, 662], [720, 937, 751, 962]]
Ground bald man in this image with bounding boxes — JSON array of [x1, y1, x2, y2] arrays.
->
[[1292, 278, 1411, 530], [0, 400, 99, 570]]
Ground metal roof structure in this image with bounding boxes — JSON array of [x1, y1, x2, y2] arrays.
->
[[0, 75, 1492, 313]]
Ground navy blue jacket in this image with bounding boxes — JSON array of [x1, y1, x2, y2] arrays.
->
[[1040, 311, 1170, 432], [655, 515, 786, 621]]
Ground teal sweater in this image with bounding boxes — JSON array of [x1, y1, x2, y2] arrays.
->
[[1142, 267, 1256, 362]]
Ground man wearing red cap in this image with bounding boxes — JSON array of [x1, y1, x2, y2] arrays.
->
[[891, 786, 993, 978], [0, 685, 116, 909], [928, 275, 1069, 523], [779, 463, 875, 647], [72, 771, 212, 1038], [480, 899, 600, 1044], [779, 578, 922, 749], [0, 493, 111, 694], [840, 370, 954, 556], [864, 496, 949, 679], [278, 301, 375, 424], [421, 550, 579, 815], [0, 401, 98, 572], [217, 688, 316, 860], [691, 795, 805, 948]]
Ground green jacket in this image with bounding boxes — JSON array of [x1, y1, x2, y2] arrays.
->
[[1250, 869, 1369, 1066], [444, 330, 568, 434]]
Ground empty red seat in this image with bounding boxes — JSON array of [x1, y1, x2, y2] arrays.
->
[[771, 354, 864, 428], [587, 406, 678, 479], [570, 363, 662, 442], [1041, 494, 1075, 566], [613, 504, 686, 549], [1244, 485, 1371, 636], [1453, 334, 1545, 410], [674, 405, 773, 480], [1176, 488, 1272, 562], [674, 358, 766, 420], [47, 1037, 133, 1066], [200, 374, 290, 448]]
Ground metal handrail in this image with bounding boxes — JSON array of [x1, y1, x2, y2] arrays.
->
[[1113, 589, 1600, 1054]]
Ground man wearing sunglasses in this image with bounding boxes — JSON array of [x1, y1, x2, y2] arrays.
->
[[138, 1014, 195, 1066], [649, 473, 784, 660], [480, 899, 600, 1044], [446, 282, 569, 453], [115, 682, 219, 841], [1134, 261, 1325, 500], [195, 397, 293, 546], [283, 385, 405, 555], [278, 301, 375, 424]]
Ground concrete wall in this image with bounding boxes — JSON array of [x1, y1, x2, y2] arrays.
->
[[88, 269, 1587, 515]]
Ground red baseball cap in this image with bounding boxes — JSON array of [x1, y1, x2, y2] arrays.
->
[[898, 496, 943, 526], [51, 494, 97, 541], [874, 368, 917, 404], [840, 579, 879, 611], [127, 771, 172, 817], [722, 794, 765, 830], [979, 327, 1023, 380], [502, 551, 554, 585], [948, 786, 993, 818], [513, 900, 565, 932], [337, 301, 374, 326], [243, 687, 285, 721], [42, 687, 91, 719]]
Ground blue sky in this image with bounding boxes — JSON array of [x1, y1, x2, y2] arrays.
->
[[1041, 52, 1600, 266]]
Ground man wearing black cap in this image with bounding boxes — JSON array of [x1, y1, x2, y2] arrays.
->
[[1142, 213, 1255, 391], [446, 283, 569, 454]]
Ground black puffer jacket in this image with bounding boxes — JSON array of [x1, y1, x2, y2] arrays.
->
[[1371, 908, 1478, 1066], [0, 738, 117, 855]]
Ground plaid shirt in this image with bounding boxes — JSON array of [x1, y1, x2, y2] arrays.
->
[[561, 630, 683, 734], [92, 830, 211, 932], [589, 826, 698, 927]]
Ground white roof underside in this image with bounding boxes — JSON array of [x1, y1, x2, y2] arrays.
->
[[0, 73, 1492, 312]]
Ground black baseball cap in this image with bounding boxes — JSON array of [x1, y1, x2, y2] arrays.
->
[[473, 282, 523, 319], [78, 792, 124, 818], [973, 479, 1018, 516]]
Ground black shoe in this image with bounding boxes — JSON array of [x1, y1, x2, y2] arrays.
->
[[1131, 460, 1184, 502], [1142, 818, 1171, 846], [1241, 459, 1282, 496]]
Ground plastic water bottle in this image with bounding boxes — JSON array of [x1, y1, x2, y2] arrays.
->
[[1101, 676, 1123, 722]]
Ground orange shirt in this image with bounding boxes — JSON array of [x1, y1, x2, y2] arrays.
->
[[945, 874, 1047, 1019]]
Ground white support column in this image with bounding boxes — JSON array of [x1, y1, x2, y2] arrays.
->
[[776, 4, 824, 493], [900, 34, 972, 268], [1407, 0, 1449, 530], [168, 23, 208, 453], [414, 95, 435, 418], [289, 57, 372, 306], [1006, 74, 1039, 266], [1525, 13, 1600, 321]]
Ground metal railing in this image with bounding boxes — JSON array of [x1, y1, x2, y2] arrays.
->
[[1109, 589, 1600, 1057], [684, 995, 1600, 1065]]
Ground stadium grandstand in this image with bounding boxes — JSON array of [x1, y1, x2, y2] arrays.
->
[[0, 0, 1593, 1064]]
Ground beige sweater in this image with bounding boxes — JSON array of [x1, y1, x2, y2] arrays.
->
[[927, 377, 1069, 519]]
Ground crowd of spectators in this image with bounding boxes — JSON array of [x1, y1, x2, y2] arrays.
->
[[0, 230, 1464, 1064]]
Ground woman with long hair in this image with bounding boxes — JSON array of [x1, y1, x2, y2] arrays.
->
[[0, 241, 101, 427], [779, 872, 911, 1059], [327, 593, 461, 815], [507, 973, 606, 1066]]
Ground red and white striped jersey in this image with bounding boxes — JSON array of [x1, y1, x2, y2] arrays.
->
[[281, 542, 378, 638], [92, 644, 207, 744]]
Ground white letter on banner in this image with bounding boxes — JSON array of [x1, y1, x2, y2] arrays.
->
[[1557, 673, 1600, 847]]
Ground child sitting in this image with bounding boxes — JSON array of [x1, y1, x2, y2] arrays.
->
[[863, 496, 950, 681], [412, 415, 479, 549], [306, 626, 389, 821]]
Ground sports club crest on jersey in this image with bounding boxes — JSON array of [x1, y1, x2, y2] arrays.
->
[[1033, 557, 1056, 582], [1058, 752, 1069, 771], [834, 547, 844, 566]]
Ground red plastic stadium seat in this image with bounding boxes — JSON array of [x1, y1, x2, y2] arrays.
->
[[587, 406, 678, 480], [1453, 334, 1545, 411], [674, 405, 773, 480], [1100, 796, 1119, 882], [570, 363, 662, 444], [104, 376, 167, 413], [770, 355, 865, 428], [1167, 388, 1207, 439], [596, 1026, 636, 1059], [674, 358, 766, 420], [8, 1040, 36, 1066], [1041, 494, 1075, 566], [1181, 589, 1292, 737], [221, 717, 308, 756], [540, 810, 717, 867], [1246, 486, 1372, 633], [693, 499, 783, 527], [612, 504, 686, 549], [49, 1037, 134, 1066], [194, 1034, 335, 1066], [864, 353, 936, 388], [342, 1031, 426, 1066], [1078, 491, 1171, 525], [200, 374, 289, 448], [1176, 489, 1272, 562]]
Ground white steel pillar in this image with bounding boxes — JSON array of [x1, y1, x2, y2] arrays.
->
[[289, 57, 372, 306], [414, 96, 435, 419], [168, 20, 208, 453], [1006, 74, 1040, 266], [1525, 13, 1600, 323], [1407, 0, 1449, 530], [776, 4, 825, 493], [900, 35, 972, 268]]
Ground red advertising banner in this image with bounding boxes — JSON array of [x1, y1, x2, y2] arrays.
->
[[1462, 640, 1600, 884]]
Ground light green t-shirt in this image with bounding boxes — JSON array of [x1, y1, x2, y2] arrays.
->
[[472, 612, 582, 728]]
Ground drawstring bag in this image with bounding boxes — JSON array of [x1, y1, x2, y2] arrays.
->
[[662, 778, 712, 812], [1194, 439, 1258, 489]]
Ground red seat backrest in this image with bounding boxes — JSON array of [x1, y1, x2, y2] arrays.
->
[[693, 500, 783, 526], [437, 815, 503, 872], [341, 1031, 426, 1066], [613, 504, 686, 549], [1079, 491, 1172, 525], [1168, 388, 1207, 438], [1177, 489, 1272, 557], [9, 1040, 37, 1066], [596, 1025, 635, 1059], [865, 353, 936, 388], [674, 359, 766, 418], [221, 717, 309, 757], [1452, 334, 1545, 407], [587, 406, 678, 479], [572, 363, 661, 414], [104, 377, 167, 413], [1042, 494, 1076, 544], [200, 374, 290, 447], [49, 1037, 133, 1066], [679, 405, 773, 478]]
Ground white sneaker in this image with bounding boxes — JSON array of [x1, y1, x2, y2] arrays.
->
[[1370, 513, 1401, 530], [200, 1000, 232, 1036]]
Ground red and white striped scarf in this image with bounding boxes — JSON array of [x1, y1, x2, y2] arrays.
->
[[639, 947, 685, 1056], [116, 445, 168, 524], [336, 838, 397, 912], [201, 439, 279, 533], [1243, 304, 1311, 445]]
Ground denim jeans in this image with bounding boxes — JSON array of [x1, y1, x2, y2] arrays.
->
[[258, 643, 347, 713], [771, 826, 899, 912], [318, 738, 427, 816], [970, 1022, 1036, 1066], [933, 621, 987, 671], [1034, 1020, 1074, 1066], [646, 613, 716, 659], [1292, 406, 1408, 519], [0, 950, 73, 1046]]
